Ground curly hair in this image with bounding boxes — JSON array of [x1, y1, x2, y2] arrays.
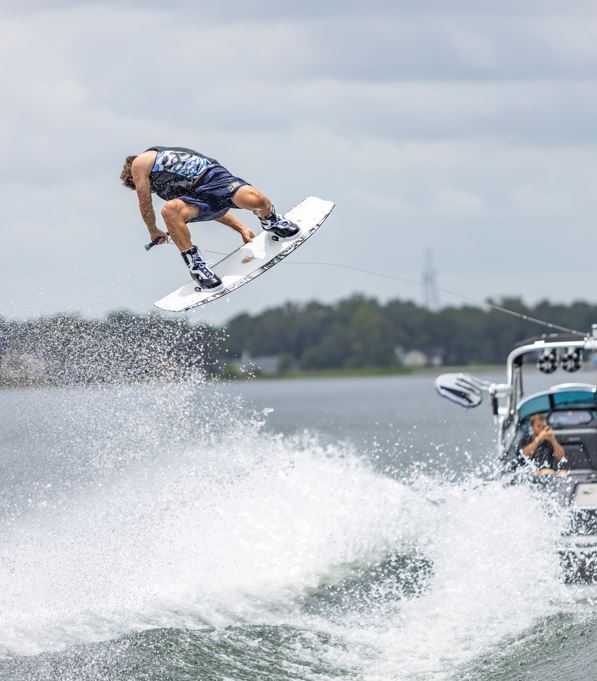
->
[[120, 155, 137, 190]]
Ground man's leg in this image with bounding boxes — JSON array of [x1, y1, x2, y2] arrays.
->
[[231, 186, 273, 218], [160, 199, 199, 251], [232, 186, 300, 240], [161, 199, 222, 290]]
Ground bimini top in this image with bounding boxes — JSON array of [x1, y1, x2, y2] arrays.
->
[[517, 384, 597, 421]]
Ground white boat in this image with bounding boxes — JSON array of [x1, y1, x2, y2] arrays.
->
[[436, 327, 597, 582]]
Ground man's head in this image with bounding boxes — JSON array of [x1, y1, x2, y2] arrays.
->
[[530, 413, 547, 436], [120, 155, 137, 190]]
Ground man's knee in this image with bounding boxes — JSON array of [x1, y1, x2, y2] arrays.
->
[[161, 199, 190, 222], [234, 186, 269, 211]]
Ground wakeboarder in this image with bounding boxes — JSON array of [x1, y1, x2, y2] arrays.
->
[[120, 146, 299, 290]]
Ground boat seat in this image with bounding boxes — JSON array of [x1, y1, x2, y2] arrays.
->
[[555, 429, 597, 470]]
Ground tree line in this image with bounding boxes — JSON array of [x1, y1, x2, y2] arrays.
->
[[1, 295, 596, 385], [224, 296, 597, 369]]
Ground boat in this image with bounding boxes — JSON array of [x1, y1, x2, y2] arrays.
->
[[435, 328, 597, 582]]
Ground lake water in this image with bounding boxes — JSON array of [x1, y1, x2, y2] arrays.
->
[[0, 374, 595, 680]]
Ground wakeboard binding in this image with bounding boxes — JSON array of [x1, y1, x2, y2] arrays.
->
[[260, 210, 301, 241], [181, 246, 223, 292]]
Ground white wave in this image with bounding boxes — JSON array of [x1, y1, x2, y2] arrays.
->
[[0, 382, 583, 681], [0, 425, 418, 657], [322, 480, 574, 681]]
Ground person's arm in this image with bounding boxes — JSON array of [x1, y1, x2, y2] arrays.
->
[[522, 438, 539, 457], [216, 211, 255, 244], [131, 155, 168, 243], [548, 432, 566, 462], [522, 426, 549, 457]]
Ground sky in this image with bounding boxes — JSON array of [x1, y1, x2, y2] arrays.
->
[[1, 0, 597, 326]]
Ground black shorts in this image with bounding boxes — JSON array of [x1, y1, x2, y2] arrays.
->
[[178, 164, 249, 222]]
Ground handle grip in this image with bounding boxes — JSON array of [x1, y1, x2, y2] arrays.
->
[[145, 238, 164, 251]]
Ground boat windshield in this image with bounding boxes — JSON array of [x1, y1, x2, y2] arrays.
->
[[518, 389, 597, 421]]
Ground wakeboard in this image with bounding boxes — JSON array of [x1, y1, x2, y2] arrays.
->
[[154, 196, 335, 312]]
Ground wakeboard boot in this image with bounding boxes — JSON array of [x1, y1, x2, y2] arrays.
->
[[259, 208, 300, 241], [181, 246, 223, 291]]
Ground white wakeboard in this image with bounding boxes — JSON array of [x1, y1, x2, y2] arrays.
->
[[154, 196, 335, 312]]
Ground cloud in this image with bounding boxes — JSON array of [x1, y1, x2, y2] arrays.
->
[[0, 1, 596, 323]]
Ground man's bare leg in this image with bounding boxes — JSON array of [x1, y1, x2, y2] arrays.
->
[[160, 199, 199, 251], [232, 186, 299, 239], [160, 199, 222, 289], [231, 186, 274, 218]]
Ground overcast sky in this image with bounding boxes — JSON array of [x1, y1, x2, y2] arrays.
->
[[1, 0, 597, 325]]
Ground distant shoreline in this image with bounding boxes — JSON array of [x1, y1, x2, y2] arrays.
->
[[239, 364, 504, 381], [0, 364, 506, 390]]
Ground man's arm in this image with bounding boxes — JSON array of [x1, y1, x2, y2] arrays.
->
[[522, 426, 550, 457], [216, 211, 255, 244], [131, 155, 168, 243], [522, 439, 539, 457], [549, 433, 567, 462]]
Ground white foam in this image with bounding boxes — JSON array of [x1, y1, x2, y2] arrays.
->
[[0, 387, 581, 679], [0, 429, 418, 656], [350, 481, 572, 680]]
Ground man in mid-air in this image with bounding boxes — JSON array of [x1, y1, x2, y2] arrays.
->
[[120, 146, 299, 290]]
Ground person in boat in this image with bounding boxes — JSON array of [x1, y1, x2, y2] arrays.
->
[[521, 413, 567, 475], [120, 146, 300, 290]]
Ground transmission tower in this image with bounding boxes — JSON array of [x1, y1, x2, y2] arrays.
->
[[422, 249, 440, 311]]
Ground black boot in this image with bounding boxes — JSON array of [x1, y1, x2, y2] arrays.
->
[[259, 208, 300, 241], [181, 246, 223, 290]]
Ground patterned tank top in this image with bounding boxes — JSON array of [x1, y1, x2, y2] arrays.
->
[[146, 146, 217, 200]]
